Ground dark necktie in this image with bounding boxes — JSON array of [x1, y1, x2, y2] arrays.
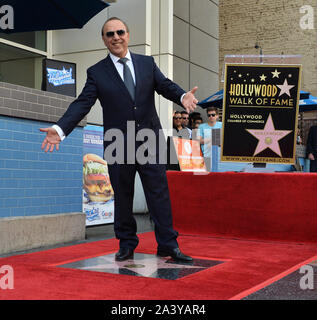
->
[[118, 58, 135, 101]]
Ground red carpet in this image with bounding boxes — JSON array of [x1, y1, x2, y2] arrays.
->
[[167, 171, 317, 243], [0, 232, 316, 300], [1, 171, 317, 300]]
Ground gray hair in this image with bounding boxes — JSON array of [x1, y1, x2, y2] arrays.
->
[[101, 17, 130, 36]]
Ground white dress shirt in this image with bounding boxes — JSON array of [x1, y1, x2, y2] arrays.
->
[[110, 50, 136, 85]]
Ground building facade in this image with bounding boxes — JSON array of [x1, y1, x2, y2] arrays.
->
[[219, 0, 317, 143]]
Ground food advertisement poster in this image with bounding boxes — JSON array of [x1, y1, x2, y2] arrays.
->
[[172, 137, 207, 172], [221, 64, 301, 164], [83, 125, 114, 226]]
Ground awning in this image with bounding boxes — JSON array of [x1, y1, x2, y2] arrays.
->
[[0, 0, 110, 33]]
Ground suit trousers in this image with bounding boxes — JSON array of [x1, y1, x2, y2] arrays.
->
[[107, 157, 179, 251]]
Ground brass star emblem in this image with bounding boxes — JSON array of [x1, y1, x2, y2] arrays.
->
[[260, 74, 267, 81], [271, 69, 281, 78]]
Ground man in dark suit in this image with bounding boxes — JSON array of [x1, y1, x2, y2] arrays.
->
[[306, 125, 317, 172], [40, 17, 198, 262]]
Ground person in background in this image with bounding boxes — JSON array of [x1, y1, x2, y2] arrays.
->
[[193, 117, 203, 129], [173, 111, 183, 131], [196, 107, 222, 171], [181, 111, 192, 138], [296, 127, 302, 145], [173, 111, 191, 139], [306, 124, 317, 172], [181, 111, 190, 128], [188, 112, 201, 129], [191, 117, 203, 140]]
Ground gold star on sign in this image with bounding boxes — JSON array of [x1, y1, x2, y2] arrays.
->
[[271, 69, 281, 78], [260, 74, 267, 81]]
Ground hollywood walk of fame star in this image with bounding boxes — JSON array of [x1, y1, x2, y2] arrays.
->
[[277, 78, 294, 97], [246, 113, 292, 157], [271, 69, 281, 78], [66, 253, 206, 279], [260, 74, 267, 81]]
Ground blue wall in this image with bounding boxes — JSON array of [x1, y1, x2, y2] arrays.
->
[[0, 116, 83, 218]]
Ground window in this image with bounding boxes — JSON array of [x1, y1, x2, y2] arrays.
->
[[0, 42, 45, 89], [0, 31, 46, 52], [0, 31, 48, 89]]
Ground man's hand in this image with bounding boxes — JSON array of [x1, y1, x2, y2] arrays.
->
[[182, 87, 198, 113], [308, 153, 315, 161], [39, 127, 61, 153]]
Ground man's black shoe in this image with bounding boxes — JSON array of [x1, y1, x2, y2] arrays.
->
[[157, 247, 193, 262], [115, 248, 134, 261]]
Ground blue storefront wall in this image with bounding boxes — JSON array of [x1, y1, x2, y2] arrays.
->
[[0, 115, 83, 218]]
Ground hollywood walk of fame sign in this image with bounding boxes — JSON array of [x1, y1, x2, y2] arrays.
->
[[221, 64, 301, 164]]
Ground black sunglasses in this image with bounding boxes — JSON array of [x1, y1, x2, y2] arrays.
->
[[105, 29, 126, 38], [208, 113, 217, 117], [182, 117, 189, 120], [173, 117, 182, 120]]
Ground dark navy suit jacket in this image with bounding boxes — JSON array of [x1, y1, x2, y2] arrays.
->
[[57, 52, 186, 139], [56, 52, 185, 249]]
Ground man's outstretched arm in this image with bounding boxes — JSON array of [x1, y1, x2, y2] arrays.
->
[[39, 68, 98, 153], [152, 58, 198, 113]]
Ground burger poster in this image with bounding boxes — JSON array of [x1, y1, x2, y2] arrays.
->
[[83, 125, 114, 226], [221, 64, 301, 164], [172, 137, 207, 172]]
